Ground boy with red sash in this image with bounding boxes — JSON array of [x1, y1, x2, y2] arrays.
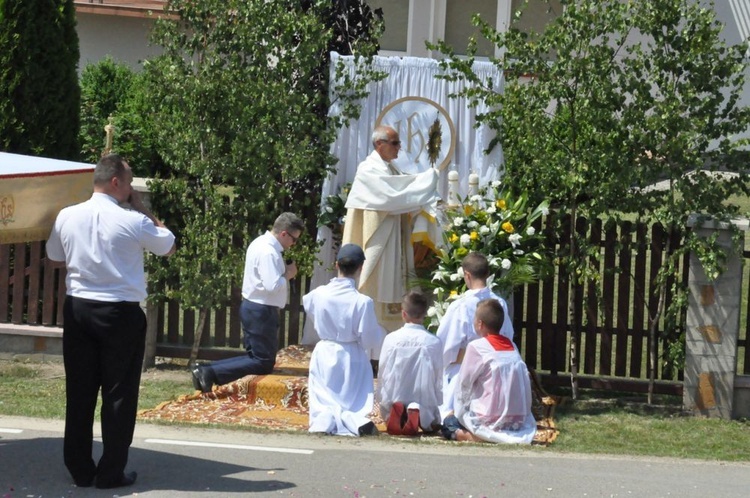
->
[[442, 299, 536, 444]]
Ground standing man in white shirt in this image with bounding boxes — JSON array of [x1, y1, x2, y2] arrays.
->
[[46, 154, 176, 489], [192, 212, 304, 391]]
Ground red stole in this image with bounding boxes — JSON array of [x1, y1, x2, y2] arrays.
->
[[486, 334, 514, 352]]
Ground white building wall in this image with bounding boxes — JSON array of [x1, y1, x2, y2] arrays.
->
[[76, 12, 161, 72], [73, 1, 750, 128]]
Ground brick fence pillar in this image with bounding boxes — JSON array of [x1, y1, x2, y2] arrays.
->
[[683, 215, 748, 419]]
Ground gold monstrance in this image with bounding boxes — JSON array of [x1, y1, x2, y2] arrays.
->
[[427, 116, 442, 168]]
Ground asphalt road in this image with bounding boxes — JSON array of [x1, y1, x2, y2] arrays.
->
[[2, 415, 749, 497]]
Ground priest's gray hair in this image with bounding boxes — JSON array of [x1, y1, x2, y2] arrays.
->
[[372, 125, 395, 146]]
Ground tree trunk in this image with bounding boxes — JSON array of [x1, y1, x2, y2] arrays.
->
[[188, 307, 209, 367], [647, 280, 667, 405], [568, 210, 580, 400], [569, 284, 580, 400], [647, 230, 673, 405]]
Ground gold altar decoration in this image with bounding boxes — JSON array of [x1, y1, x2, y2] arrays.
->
[[375, 96, 456, 173], [427, 117, 442, 168], [103, 115, 115, 157]]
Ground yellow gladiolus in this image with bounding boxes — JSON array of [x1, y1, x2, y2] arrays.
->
[[496, 199, 506, 210], [470, 231, 478, 240], [464, 205, 474, 215], [449, 233, 459, 243], [502, 221, 514, 233]]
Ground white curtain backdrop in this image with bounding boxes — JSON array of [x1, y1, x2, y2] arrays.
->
[[306, 53, 504, 313]]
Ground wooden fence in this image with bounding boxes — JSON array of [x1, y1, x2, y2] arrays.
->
[[0, 242, 66, 326], [3, 217, 749, 395]]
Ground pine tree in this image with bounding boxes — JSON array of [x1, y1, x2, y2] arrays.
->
[[0, 0, 80, 160]]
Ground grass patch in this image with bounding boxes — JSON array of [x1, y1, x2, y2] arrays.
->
[[0, 363, 67, 419], [548, 389, 750, 461], [136, 378, 188, 411], [0, 360, 188, 420]]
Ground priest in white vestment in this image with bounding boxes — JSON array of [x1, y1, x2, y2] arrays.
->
[[449, 299, 536, 444], [305, 244, 386, 436], [377, 290, 443, 433], [342, 125, 440, 330], [437, 252, 515, 420]]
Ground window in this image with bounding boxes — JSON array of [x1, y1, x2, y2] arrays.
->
[[367, 0, 409, 52], [444, 0, 498, 57], [364, 0, 565, 58], [510, 0, 563, 35]]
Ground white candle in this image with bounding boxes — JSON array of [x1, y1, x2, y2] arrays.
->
[[468, 173, 479, 196], [448, 170, 460, 207]]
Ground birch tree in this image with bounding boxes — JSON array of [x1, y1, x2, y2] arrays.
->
[[433, 0, 750, 399], [143, 0, 383, 363]]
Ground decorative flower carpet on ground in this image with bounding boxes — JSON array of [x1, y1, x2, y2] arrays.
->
[[138, 345, 560, 445]]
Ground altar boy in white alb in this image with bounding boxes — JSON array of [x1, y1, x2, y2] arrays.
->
[[305, 244, 386, 436], [377, 289, 443, 434], [437, 252, 515, 420], [447, 299, 536, 444]]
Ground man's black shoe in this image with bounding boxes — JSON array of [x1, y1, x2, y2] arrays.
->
[[95, 471, 137, 489], [73, 477, 94, 488], [191, 366, 215, 393], [191, 366, 201, 391], [358, 421, 379, 436]]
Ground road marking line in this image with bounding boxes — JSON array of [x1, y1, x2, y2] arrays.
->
[[0, 428, 23, 434], [144, 438, 314, 455]]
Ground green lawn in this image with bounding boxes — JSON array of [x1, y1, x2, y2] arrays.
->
[[0, 361, 187, 420], [548, 390, 750, 461]]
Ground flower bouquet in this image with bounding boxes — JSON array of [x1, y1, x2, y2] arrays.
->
[[317, 183, 351, 249], [318, 183, 350, 228], [427, 181, 551, 330]]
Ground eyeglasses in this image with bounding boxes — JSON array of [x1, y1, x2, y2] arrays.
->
[[380, 139, 401, 146], [285, 231, 299, 243]]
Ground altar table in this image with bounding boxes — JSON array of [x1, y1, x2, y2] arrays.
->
[[0, 152, 94, 244]]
